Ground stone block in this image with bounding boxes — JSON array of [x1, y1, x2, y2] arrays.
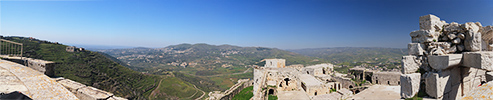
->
[[486, 72, 493, 82], [462, 52, 493, 71], [428, 54, 461, 70], [410, 30, 441, 43], [419, 14, 445, 32], [76, 86, 114, 100], [441, 67, 462, 91], [58, 79, 87, 93], [401, 56, 421, 74], [400, 73, 421, 99], [425, 72, 445, 99], [461, 67, 486, 83], [464, 30, 482, 52], [462, 77, 482, 96], [442, 83, 462, 100], [482, 26, 493, 44], [462, 22, 482, 33], [408, 43, 425, 55]]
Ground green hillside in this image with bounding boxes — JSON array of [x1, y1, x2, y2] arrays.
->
[[288, 47, 407, 70], [1, 36, 201, 100], [100, 43, 326, 91]]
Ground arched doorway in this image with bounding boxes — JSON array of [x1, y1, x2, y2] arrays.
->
[[365, 75, 372, 82], [355, 90, 360, 94], [360, 73, 363, 80], [349, 85, 353, 88]]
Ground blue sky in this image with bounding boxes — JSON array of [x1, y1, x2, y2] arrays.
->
[[1, 0, 492, 49]]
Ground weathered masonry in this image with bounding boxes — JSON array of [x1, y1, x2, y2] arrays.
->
[[252, 59, 353, 100], [400, 14, 493, 99]]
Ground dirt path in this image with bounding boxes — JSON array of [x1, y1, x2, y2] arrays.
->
[[181, 68, 252, 78], [148, 78, 164, 100], [203, 68, 251, 77], [194, 85, 206, 100]]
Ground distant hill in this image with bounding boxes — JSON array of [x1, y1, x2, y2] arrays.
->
[[2, 36, 202, 100], [100, 43, 326, 91], [288, 47, 407, 69]]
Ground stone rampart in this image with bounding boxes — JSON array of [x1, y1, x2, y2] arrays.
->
[[207, 79, 253, 100]]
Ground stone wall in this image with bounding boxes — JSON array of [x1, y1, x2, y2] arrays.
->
[[401, 14, 493, 99], [264, 59, 285, 68], [349, 67, 373, 82], [207, 79, 253, 100], [333, 76, 355, 89], [1, 56, 56, 77], [371, 72, 401, 86], [54, 77, 126, 100]]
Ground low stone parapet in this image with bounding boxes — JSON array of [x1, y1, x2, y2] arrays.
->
[[54, 78, 127, 100], [76, 86, 114, 100]]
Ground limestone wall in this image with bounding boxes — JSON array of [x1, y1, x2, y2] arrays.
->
[[371, 72, 401, 86], [264, 59, 285, 68], [54, 77, 126, 100], [333, 76, 355, 89]]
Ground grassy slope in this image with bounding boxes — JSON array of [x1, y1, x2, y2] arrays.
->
[[232, 86, 253, 100], [3, 36, 200, 100]]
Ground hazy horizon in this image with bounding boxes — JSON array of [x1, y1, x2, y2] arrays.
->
[[1, 0, 492, 49]]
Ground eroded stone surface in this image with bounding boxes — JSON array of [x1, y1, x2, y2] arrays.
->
[[408, 43, 426, 55], [462, 81, 493, 100], [400, 73, 420, 99], [463, 52, 493, 71], [401, 56, 421, 74], [76, 86, 114, 100], [410, 30, 440, 43], [0, 60, 78, 100], [427, 54, 462, 70], [425, 72, 445, 99]]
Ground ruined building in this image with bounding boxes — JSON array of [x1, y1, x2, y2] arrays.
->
[[400, 14, 493, 99], [253, 59, 353, 100]]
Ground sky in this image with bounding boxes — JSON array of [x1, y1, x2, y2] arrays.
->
[[1, 0, 492, 49]]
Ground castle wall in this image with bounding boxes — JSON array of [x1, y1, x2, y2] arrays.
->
[[372, 72, 401, 86]]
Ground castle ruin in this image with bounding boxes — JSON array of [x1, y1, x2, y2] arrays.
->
[[400, 14, 493, 99]]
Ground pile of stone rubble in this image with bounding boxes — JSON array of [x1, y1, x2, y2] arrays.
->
[[400, 14, 493, 99]]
